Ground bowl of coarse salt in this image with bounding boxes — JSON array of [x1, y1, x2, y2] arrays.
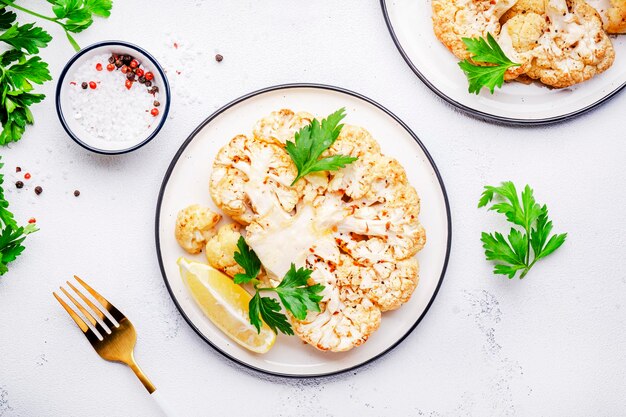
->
[[56, 41, 170, 154]]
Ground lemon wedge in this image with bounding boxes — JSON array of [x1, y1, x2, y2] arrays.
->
[[177, 258, 276, 353]]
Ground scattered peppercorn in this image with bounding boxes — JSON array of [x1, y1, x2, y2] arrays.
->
[[115, 59, 122, 68], [74, 190, 80, 197], [122, 55, 131, 65], [135, 68, 144, 77], [24, 173, 31, 180], [150, 108, 159, 116], [130, 59, 139, 69], [81, 82, 88, 89], [89, 81, 97, 89], [108, 56, 115, 64], [144, 81, 152, 87], [145, 72, 154, 81], [96, 63, 103, 71], [126, 72, 136, 81], [28, 218, 36, 224], [125, 79, 133, 90], [34, 186, 42, 195], [153, 100, 160, 107], [121, 65, 128, 74], [215, 54, 223, 62], [15, 166, 21, 172], [106, 63, 115, 71], [15, 181, 23, 189]]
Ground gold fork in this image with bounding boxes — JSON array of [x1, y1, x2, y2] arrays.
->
[[53, 276, 178, 416]]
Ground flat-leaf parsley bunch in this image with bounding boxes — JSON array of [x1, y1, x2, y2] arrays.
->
[[0, 0, 112, 144], [479, 181, 567, 279]]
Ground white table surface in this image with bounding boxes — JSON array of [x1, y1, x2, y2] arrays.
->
[[1, 1, 625, 416]]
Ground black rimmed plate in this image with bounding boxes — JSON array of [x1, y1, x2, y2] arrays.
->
[[155, 84, 451, 377], [381, 0, 626, 125], [56, 41, 171, 154]]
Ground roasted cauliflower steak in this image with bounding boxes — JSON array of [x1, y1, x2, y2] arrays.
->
[[434, 0, 617, 88], [208, 110, 426, 352]]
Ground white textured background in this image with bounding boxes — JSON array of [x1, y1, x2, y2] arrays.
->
[[1, 1, 625, 416]]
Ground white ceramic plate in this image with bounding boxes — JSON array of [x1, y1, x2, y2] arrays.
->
[[155, 84, 451, 377], [381, 0, 626, 124]]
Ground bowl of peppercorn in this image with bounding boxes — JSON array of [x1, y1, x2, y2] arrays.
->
[[56, 41, 171, 154]]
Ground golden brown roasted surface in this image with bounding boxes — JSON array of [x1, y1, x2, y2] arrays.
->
[[175, 205, 221, 254], [432, 0, 517, 59], [586, 0, 626, 33]]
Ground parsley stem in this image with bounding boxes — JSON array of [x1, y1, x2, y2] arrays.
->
[[1, 0, 57, 23]]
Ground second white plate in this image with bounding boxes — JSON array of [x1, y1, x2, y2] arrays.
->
[[155, 84, 451, 377], [381, 0, 626, 124]]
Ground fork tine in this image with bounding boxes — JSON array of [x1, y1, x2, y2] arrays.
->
[[53, 292, 100, 345], [74, 275, 125, 322], [67, 281, 116, 330], [60, 287, 109, 338], [53, 291, 90, 333]]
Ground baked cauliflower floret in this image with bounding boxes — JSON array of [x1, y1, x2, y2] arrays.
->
[[526, 0, 615, 88], [586, 0, 626, 34], [291, 259, 382, 352], [175, 204, 221, 254], [337, 254, 420, 312], [205, 223, 245, 277], [210, 134, 302, 224], [432, 0, 517, 59], [501, 0, 545, 23], [253, 109, 313, 145]]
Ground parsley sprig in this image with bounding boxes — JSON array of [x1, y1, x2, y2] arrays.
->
[[458, 33, 520, 94], [286, 108, 358, 185], [479, 182, 567, 279], [0, 1, 112, 144], [1, 0, 112, 50], [233, 237, 324, 335], [0, 156, 37, 275]]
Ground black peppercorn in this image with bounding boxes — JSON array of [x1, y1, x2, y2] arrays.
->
[[144, 81, 152, 87], [215, 54, 223, 62], [108, 56, 115, 64], [34, 186, 42, 195], [153, 100, 160, 107], [126, 72, 135, 81], [138, 76, 146, 84], [114, 59, 122, 68], [15, 167, 21, 172], [15, 181, 23, 189], [152, 86, 159, 93], [81, 82, 88, 89], [122, 55, 131, 65], [74, 190, 80, 197]]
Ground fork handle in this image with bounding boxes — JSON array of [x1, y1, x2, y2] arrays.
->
[[151, 389, 183, 417]]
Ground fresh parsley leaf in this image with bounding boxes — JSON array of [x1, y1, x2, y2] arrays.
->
[[479, 182, 567, 279], [233, 237, 325, 334], [458, 33, 520, 94], [0, 8, 16, 30], [0, 22, 51, 54], [233, 236, 261, 284], [275, 264, 324, 320], [286, 108, 358, 185], [47, 0, 112, 33], [249, 292, 293, 335]]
